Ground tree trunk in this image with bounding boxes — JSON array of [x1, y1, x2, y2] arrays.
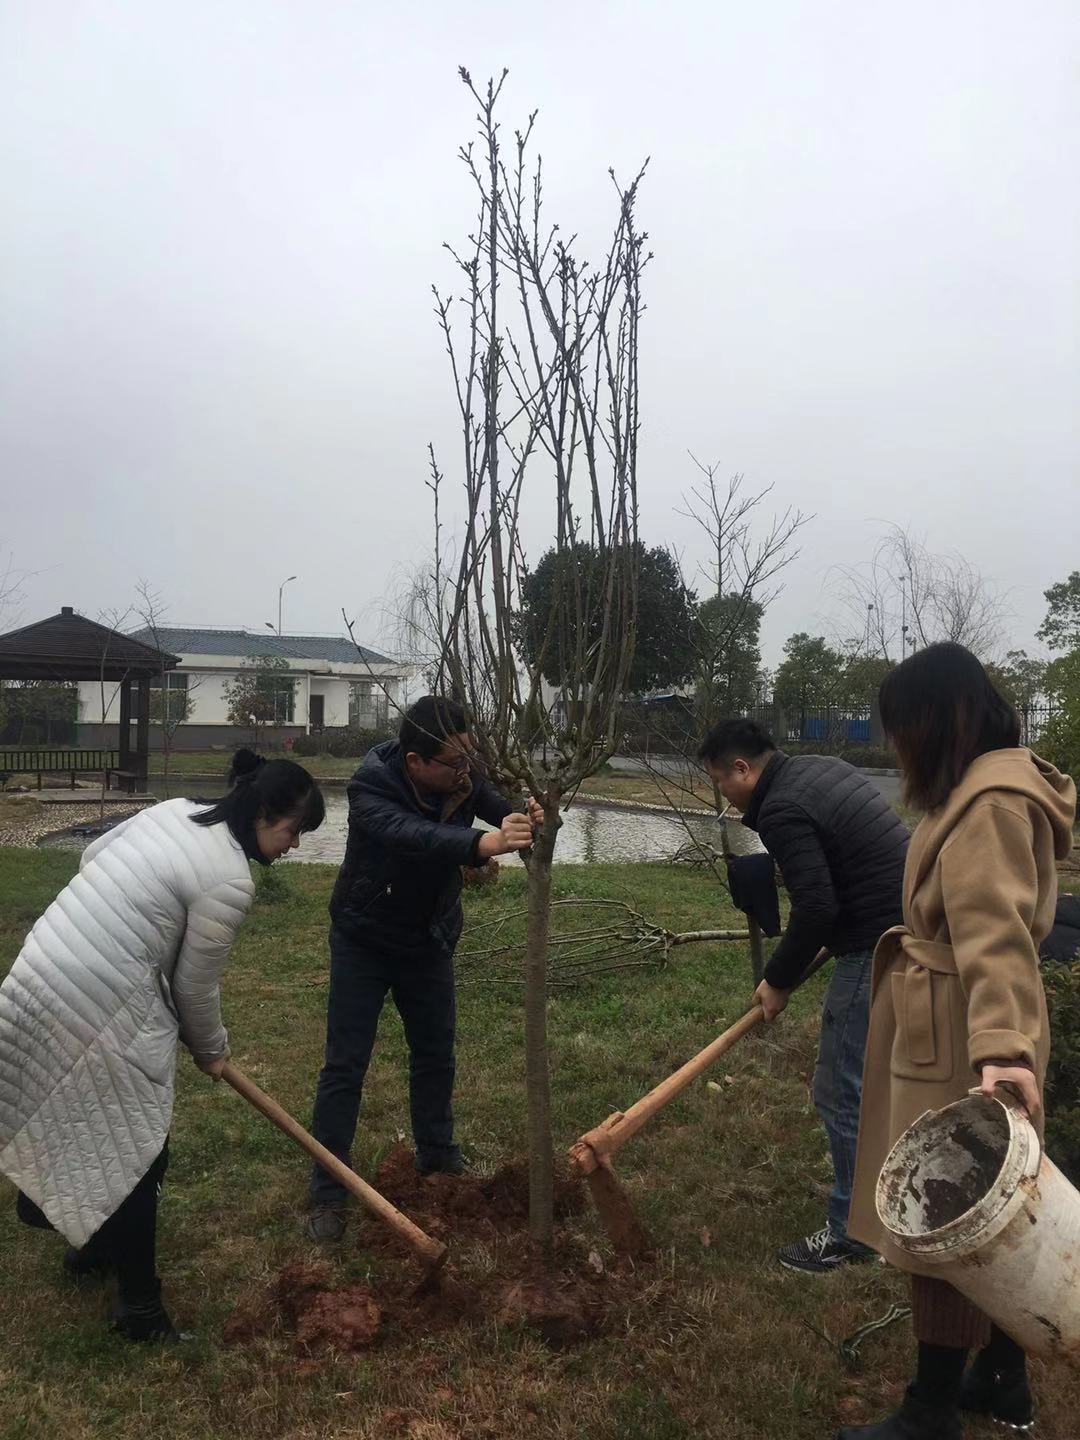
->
[[523, 807, 559, 1253]]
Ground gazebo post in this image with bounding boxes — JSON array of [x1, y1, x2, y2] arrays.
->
[[118, 678, 133, 787], [135, 676, 151, 794]]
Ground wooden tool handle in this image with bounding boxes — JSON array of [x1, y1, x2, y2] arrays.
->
[[572, 1006, 764, 1171], [221, 1062, 447, 1269]]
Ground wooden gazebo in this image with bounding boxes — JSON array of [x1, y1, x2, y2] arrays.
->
[[0, 607, 179, 791]]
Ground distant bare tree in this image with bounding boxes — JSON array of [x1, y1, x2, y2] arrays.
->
[[95, 605, 135, 818], [678, 459, 810, 806], [134, 581, 198, 798], [426, 68, 649, 1251], [833, 524, 1007, 661], [0, 556, 27, 634]]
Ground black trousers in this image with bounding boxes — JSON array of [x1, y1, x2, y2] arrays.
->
[[309, 923, 457, 1204], [17, 1140, 169, 1304]]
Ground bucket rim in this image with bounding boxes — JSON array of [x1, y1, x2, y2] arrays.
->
[[876, 1093, 1040, 1259]]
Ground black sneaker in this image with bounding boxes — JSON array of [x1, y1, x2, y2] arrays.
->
[[959, 1357, 1035, 1431], [779, 1225, 875, 1273], [837, 1386, 962, 1439], [305, 1204, 347, 1242]]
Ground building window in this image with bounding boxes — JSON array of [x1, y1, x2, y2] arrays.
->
[[273, 680, 295, 725], [349, 680, 389, 731], [149, 672, 191, 726]]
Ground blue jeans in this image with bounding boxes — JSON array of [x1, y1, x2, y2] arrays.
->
[[812, 951, 873, 1248], [308, 924, 459, 1205]]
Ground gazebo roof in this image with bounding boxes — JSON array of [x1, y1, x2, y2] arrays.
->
[[0, 607, 179, 682]]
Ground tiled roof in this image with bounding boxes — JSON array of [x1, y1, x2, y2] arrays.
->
[[0, 609, 178, 679], [127, 627, 394, 666]]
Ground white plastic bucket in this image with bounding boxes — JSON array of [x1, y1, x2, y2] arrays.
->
[[876, 1092, 1080, 1363]]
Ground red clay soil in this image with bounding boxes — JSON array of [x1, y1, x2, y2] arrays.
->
[[223, 1149, 641, 1357], [359, 1143, 587, 1249]]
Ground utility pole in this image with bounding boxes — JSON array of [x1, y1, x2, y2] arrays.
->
[[277, 575, 297, 637]]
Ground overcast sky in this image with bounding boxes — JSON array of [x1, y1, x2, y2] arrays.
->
[[2, 2, 1076, 667]]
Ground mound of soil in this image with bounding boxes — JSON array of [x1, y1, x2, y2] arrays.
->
[[362, 1144, 587, 1250], [223, 1152, 637, 1359]]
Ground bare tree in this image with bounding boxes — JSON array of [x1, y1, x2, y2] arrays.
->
[[95, 605, 135, 818], [833, 524, 1007, 662], [134, 581, 198, 798], [426, 69, 649, 1251], [678, 459, 810, 807], [0, 556, 27, 634]]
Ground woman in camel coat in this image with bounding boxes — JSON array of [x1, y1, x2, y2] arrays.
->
[[839, 644, 1075, 1440]]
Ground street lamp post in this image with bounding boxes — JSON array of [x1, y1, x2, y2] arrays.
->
[[277, 575, 297, 637], [898, 575, 909, 658]]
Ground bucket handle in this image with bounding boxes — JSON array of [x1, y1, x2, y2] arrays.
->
[[967, 1082, 1029, 1115]]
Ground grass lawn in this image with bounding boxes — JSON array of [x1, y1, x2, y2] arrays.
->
[[151, 751, 365, 780], [0, 852, 1077, 1439]]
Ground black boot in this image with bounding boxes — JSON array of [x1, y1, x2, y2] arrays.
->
[[836, 1386, 962, 1440], [110, 1279, 180, 1344], [959, 1347, 1035, 1431]]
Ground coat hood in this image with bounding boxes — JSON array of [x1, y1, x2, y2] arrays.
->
[[940, 748, 1076, 862]]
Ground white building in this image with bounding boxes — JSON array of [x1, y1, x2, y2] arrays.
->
[[77, 627, 412, 749]]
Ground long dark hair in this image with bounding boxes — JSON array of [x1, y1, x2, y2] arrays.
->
[[878, 643, 1020, 811], [192, 749, 325, 856]]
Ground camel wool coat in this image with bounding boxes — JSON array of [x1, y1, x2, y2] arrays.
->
[[847, 748, 1076, 1272]]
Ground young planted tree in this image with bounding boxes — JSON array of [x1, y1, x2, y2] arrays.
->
[[428, 69, 649, 1248]]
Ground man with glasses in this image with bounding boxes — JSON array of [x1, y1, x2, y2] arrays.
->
[[306, 695, 537, 1241]]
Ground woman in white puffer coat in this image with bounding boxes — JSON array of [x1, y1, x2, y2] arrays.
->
[[0, 749, 324, 1341]]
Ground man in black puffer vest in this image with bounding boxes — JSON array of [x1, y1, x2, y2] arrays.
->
[[700, 718, 909, 1273], [306, 696, 538, 1242]]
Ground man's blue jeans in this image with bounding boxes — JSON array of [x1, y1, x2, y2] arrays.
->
[[309, 923, 459, 1206], [811, 951, 873, 1247]]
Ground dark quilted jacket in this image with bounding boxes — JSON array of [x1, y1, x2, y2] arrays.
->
[[329, 740, 512, 959], [742, 751, 909, 988]]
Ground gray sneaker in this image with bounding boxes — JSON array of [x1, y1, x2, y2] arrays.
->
[[305, 1205, 347, 1243]]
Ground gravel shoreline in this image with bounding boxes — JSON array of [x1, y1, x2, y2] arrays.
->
[[0, 799, 155, 850]]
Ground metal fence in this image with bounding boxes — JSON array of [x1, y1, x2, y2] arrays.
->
[[622, 694, 1059, 757], [1016, 703, 1058, 749]]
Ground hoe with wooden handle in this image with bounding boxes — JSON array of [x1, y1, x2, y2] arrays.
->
[[570, 948, 832, 1256], [569, 1006, 765, 1255], [222, 1062, 448, 1276]]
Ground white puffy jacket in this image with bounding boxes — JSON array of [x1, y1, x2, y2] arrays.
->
[[0, 799, 255, 1245]]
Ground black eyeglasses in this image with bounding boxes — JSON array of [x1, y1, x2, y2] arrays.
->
[[427, 749, 478, 773]]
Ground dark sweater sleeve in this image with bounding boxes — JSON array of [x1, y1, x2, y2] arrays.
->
[[472, 777, 514, 829], [759, 804, 839, 989]]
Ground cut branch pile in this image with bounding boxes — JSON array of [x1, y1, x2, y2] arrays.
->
[[457, 899, 748, 987]]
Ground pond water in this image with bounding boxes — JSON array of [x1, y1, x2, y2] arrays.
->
[[41, 783, 768, 867]]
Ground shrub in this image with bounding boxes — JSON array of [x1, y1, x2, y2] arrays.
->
[[1045, 960, 1080, 1184], [291, 728, 392, 760], [1040, 706, 1080, 782]]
